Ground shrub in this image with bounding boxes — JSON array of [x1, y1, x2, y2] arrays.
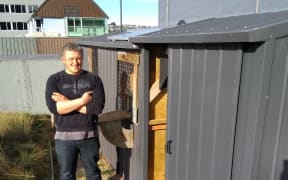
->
[[0, 112, 53, 179]]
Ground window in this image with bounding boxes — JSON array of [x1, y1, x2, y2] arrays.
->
[[0, 22, 11, 30], [7, 22, 11, 30], [28, 5, 38, 13], [5, 5, 9, 12], [0, 5, 4, 12], [68, 19, 74, 26], [12, 22, 27, 30], [64, 6, 80, 17], [67, 18, 105, 36], [35, 19, 42, 32], [0, 4, 9, 13], [10, 4, 26, 13], [75, 19, 81, 26]]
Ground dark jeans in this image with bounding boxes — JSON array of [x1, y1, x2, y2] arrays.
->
[[55, 138, 102, 180]]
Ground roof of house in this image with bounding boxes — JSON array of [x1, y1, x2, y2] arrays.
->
[[130, 10, 288, 44], [32, 0, 108, 18]]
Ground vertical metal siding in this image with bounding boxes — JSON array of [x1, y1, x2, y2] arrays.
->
[[257, 36, 288, 180], [97, 48, 118, 113], [0, 59, 63, 114], [128, 48, 149, 180], [166, 44, 243, 180], [96, 48, 149, 180], [232, 37, 288, 180], [36, 38, 79, 54], [0, 37, 37, 55], [96, 48, 118, 167], [231, 42, 273, 180], [0, 37, 79, 55]]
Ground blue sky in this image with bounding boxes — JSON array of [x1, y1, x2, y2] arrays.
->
[[93, 0, 158, 26]]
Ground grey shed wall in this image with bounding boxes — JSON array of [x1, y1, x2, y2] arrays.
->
[[164, 39, 288, 180], [232, 38, 288, 180], [96, 48, 118, 167], [95, 47, 149, 180], [129, 10, 288, 180], [165, 44, 243, 180]]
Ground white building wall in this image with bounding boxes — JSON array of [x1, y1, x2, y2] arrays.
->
[[43, 18, 66, 37], [0, 0, 45, 37]]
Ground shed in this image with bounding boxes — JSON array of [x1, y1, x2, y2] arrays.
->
[[77, 31, 153, 180], [129, 10, 288, 180]]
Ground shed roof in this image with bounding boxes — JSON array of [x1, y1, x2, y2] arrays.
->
[[32, 0, 108, 18], [77, 34, 137, 49], [130, 10, 288, 44], [76, 29, 160, 49]]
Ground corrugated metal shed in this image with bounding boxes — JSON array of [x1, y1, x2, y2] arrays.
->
[[78, 35, 136, 49], [77, 11, 288, 179], [77, 32, 151, 180], [77, 29, 159, 49], [128, 9, 288, 180], [36, 37, 80, 54], [107, 28, 161, 41], [32, 0, 108, 18], [0, 37, 37, 55], [130, 10, 288, 43], [0, 37, 79, 55]]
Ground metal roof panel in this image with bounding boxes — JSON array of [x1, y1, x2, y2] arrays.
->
[[130, 10, 288, 43], [76, 30, 163, 49]]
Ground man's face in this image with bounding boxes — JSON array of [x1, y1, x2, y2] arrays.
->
[[62, 50, 83, 75]]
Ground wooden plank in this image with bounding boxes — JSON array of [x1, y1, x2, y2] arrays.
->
[[87, 48, 93, 72], [149, 119, 166, 125], [98, 110, 132, 123], [132, 63, 139, 124], [150, 124, 167, 131], [117, 51, 140, 64], [99, 120, 134, 148], [150, 79, 161, 102], [148, 129, 166, 180]]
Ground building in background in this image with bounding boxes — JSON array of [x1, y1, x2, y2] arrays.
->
[[159, 0, 288, 27], [0, 0, 45, 37], [28, 0, 109, 37]]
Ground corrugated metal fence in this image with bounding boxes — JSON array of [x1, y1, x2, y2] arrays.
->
[[0, 37, 79, 55], [0, 37, 84, 114], [0, 58, 62, 114]]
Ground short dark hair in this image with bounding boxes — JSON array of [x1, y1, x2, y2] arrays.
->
[[61, 42, 83, 57]]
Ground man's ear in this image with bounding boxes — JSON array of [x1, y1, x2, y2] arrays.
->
[[61, 56, 65, 64]]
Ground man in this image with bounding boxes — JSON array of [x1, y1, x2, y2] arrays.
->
[[45, 42, 105, 180]]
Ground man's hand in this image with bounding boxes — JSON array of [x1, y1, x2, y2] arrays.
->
[[80, 91, 93, 105], [52, 91, 93, 115], [51, 92, 68, 102]]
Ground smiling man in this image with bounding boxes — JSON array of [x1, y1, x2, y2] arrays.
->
[[45, 42, 105, 180]]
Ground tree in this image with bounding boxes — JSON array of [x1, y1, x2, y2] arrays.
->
[[109, 22, 116, 26]]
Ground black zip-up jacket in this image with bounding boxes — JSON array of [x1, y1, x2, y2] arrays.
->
[[45, 70, 105, 132]]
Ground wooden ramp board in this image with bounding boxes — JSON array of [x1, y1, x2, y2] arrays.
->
[[98, 110, 132, 123], [150, 79, 161, 103], [98, 110, 133, 148]]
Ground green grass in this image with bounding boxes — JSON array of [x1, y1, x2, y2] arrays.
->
[[0, 112, 53, 179], [0, 112, 116, 180]]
